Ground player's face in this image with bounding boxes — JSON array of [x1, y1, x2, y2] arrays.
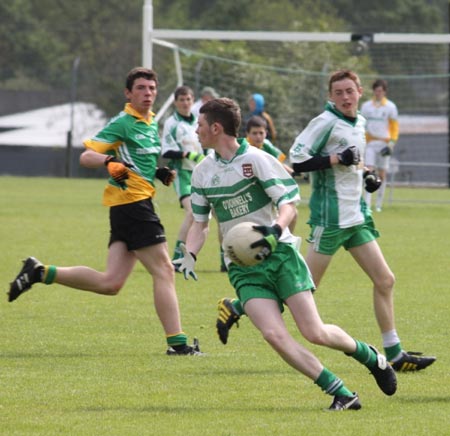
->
[[247, 127, 266, 147], [329, 78, 362, 117], [125, 78, 158, 116], [175, 93, 194, 117], [196, 114, 215, 149], [373, 86, 386, 101]]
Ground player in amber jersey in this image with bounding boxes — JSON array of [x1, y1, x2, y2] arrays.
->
[[360, 79, 399, 212], [8, 67, 202, 356]]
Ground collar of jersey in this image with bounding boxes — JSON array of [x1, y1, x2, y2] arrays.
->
[[325, 101, 358, 126], [214, 138, 249, 163], [371, 97, 388, 106], [124, 103, 154, 124], [174, 111, 196, 124], [246, 136, 264, 149]]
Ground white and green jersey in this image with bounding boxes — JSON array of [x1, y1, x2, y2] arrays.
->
[[191, 139, 299, 262], [289, 102, 367, 229], [161, 112, 203, 171]]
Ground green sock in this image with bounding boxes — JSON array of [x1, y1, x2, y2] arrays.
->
[[315, 368, 353, 397], [232, 299, 245, 316], [384, 343, 402, 361], [43, 265, 57, 284], [349, 340, 377, 368], [166, 332, 188, 348]]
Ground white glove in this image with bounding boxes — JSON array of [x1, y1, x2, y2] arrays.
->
[[173, 243, 198, 280]]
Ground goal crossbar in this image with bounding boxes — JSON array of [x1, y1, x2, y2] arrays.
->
[[149, 29, 450, 44], [142, 1, 450, 67]]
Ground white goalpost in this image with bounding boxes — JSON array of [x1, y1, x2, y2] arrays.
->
[[142, 0, 450, 192]]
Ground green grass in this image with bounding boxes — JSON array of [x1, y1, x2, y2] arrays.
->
[[1, 176, 449, 436]]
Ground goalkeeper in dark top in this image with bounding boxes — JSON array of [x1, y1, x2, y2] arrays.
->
[[217, 69, 436, 373], [7, 67, 203, 356]]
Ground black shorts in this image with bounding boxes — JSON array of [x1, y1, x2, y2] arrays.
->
[[109, 198, 167, 250]]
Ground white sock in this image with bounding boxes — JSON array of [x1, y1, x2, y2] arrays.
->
[[365, 191, 372, 207], [376, 179, 387, 209], [382, 329, 400, 348]]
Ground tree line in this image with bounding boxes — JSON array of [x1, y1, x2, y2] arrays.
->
[[0, 0, 446, 141]]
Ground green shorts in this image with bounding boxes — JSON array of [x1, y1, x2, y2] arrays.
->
[[228, 243, 315, 311], [307, 216, 379, 256], [173, 169, 193, 204]]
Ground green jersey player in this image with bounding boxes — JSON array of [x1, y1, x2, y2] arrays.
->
[[7, 67, 202, 356], [174, 97, 397, 410], [289, 69, 435, 372], [161, 85, 206, 265]]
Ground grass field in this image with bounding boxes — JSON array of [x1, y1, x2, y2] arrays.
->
[[1, 176, 449, 436]]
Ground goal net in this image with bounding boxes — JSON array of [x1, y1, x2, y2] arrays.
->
[[149, 33, 449, 188]]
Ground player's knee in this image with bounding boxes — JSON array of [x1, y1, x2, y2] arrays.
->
[[261, 328, 289, 348], [375, 271, 395, 294], [101, 278, 125, 295], [302, 329, 328, 346]]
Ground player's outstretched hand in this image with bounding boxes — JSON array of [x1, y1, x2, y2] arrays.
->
[[338, 146, 360, 166], [250, 224, 282, 261], [363, 170, 382, 193], [156, 167, 176, 186], [173, 243, 198, 280], [104, 156, 133, 184]]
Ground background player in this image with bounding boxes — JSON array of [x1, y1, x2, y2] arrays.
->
[[191, 86, 219, 117], [361, 79, 399, 212], [161, 85, 206, 267]]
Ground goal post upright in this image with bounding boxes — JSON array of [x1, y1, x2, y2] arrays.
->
[[142, 0, 153, 68]]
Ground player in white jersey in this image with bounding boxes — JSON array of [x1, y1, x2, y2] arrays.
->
[[161, 85, 206, 265], [360, 79, 399, 211], [289, 70, 434, 372], [174, 97, 397, 411]]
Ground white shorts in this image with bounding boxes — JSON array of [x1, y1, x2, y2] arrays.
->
[[365, 140, 390, 170]]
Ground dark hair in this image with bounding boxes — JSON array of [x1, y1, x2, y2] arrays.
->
[[125, 67, 158, 91], [200, 98, 241, 137], [246, 115, 267, 133], [174, 85, 194, 100], [372, 79, 388, 91], [328, 69, 361, 93]]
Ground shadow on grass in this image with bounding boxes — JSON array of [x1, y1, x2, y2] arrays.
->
[[77, 404, 314, 413], [398, 396, 450, 404], [1, 352, 103, 359]]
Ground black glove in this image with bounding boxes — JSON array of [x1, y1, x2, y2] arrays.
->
[[380, 146, 392, 157], [338, 146, 360, 166], [363, 170, 382, 193], [250, 224, 282, 261], [104, 156, 134, 185], [155, 167, 175, 186]]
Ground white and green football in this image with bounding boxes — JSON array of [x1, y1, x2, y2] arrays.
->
[[223, 221, 263, 267]]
